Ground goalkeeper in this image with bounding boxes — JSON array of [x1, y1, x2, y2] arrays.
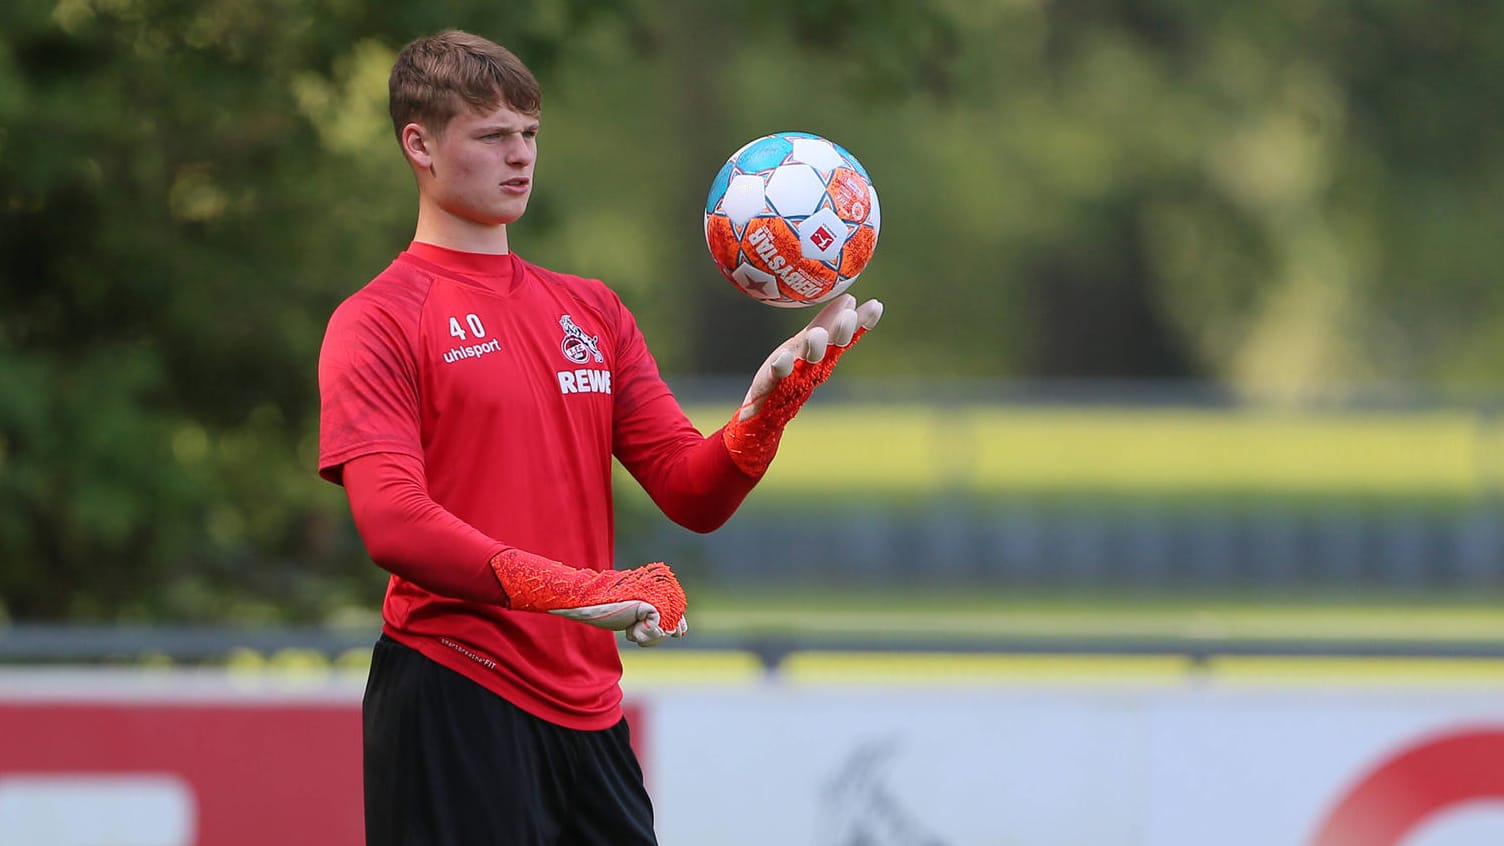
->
[[316, 28, 881, 846]]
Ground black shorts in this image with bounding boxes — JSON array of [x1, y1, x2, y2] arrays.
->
[[362, 635, 657, 846]]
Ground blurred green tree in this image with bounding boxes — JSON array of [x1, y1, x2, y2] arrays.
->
[[2, 0, 1502, 621]]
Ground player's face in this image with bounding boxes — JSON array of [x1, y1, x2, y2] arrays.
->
[[423, 103, 538, 226]]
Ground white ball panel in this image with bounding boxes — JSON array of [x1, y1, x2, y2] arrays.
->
[[764, 164, 825, 218], [790, 137, 846, 173], [722, 175, 768, 228], [730, 263, 781, 303]]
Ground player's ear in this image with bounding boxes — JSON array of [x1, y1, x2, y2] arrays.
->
[[400, 123, 433, 168]]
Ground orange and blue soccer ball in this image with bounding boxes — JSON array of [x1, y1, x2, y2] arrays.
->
[[704, 131, 880, 308]]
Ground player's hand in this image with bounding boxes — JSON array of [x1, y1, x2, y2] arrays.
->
[[490, 551, 689, 647], [737, 294, 884, 422], [550, 592, 690, 647], [722, 294, 882, 477]]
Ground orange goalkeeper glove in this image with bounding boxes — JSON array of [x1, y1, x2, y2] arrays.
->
[[723, 294, 884, 478], [490, 550, 688, 647]]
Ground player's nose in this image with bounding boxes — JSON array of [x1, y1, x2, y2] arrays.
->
[[505, 138, 535, 166]]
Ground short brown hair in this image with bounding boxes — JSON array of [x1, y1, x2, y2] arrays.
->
[[388, 30, 541, 140]]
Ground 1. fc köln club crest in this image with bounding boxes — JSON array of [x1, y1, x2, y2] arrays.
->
[[559, 314, 604, 365]]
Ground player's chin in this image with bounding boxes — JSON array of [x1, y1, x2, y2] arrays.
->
[[482, 201, 529, 226]]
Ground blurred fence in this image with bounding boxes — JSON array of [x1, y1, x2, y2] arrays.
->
[[626, 379, 1504, 592], [5, 622, 1504, 669], [634, 498, 1504, 590]]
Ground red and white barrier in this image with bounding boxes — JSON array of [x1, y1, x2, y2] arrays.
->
[[3, 667, 1504, 844]]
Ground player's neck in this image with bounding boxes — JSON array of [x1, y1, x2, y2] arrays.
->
[[412, 212, 511, 255]]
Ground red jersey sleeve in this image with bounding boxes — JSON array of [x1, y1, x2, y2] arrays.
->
[[319, 277, 505, 603], [343, 452, 508, 604], [317, 284, 425, 483], [608, 297, 759, 532]]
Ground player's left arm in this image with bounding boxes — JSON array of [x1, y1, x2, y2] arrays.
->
[[612, 293, 882, 528], [610, 331, 756, 533], [721, 294, 884, 479]]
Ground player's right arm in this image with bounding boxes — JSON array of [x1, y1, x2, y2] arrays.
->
[[340, 451, 507, 603], [340, 452, 686, 643]]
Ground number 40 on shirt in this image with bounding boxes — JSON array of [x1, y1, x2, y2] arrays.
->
[[450, 313, 486, 340]]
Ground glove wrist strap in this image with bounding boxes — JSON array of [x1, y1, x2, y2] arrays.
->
[[489, 548, 587, 612], [722, 327, 866, 478], [488, 550, 687, 629]]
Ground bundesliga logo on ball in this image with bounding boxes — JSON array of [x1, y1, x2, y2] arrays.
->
[[704, 131, 881, 308]]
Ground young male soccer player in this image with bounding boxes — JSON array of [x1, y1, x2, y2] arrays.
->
[[317, 29, 881, 845]]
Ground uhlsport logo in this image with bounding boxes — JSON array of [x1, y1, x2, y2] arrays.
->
[[559, 314, 603, 364], [443, 339, 501, 364]]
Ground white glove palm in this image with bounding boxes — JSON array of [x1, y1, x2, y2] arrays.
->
[[550, 601, 689, 647]]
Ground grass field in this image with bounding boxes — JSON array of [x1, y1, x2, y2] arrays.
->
[[615, 400, 1504, 684], [676, 401, 1499, 500], [688, 587, 1504, 643], [618, 588, 1504, 687]]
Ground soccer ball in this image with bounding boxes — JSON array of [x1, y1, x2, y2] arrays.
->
[[704, 131, 881, 308]]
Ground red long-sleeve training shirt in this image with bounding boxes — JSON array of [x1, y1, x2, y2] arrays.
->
[[318, 242, 756, 729]]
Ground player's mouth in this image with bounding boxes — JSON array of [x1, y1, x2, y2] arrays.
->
[[501, 177, 531, 194]]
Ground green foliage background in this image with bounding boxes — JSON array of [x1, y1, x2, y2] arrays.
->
[[2, 0, 1502, 622]]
